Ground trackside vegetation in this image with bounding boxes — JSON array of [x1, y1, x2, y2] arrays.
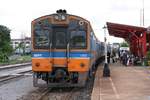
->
[[0, 25, 13, 62]]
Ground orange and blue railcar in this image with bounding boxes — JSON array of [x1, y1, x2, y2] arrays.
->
[[31, 10, 104, 87]]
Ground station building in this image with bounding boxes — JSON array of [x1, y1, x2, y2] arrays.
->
[[10, 37, 31, 54]]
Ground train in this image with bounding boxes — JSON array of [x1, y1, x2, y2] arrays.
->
[[31, 9, 105, 87]]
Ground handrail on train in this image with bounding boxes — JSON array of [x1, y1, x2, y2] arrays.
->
[[67, 43, 70, 60], [50, 43, 52, 61]]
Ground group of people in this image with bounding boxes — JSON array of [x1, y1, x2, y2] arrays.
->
[[107, 49, 135, 66], [119, 50, 134, 66], [107, 50, 118, 64]]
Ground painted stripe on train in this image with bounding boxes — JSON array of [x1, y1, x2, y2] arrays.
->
[[32, 57, 90, 59], [32, 51, 92, 58]]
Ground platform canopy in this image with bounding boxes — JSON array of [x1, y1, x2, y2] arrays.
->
[[106, 22, 147, 57]]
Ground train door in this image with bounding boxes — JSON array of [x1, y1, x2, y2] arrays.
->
[[51, 27, 68, 67]]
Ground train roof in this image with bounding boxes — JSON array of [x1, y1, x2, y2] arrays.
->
[[32, 13, 90, 24], [31, 11, 100, 43]]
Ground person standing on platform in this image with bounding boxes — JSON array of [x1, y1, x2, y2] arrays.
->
[[120, 50, 123, 64], [112, 49, 116, 63], [122, 51, 125, 65], [107, 51, 111, 64], [123, 51, 128, 66]]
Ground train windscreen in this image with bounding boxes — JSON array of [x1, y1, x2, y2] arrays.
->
[[34, 29, 50, 49], [70, 30, 86, 49], [33, 22, 87, 49]]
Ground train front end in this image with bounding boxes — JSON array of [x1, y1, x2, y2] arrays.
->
[[31, 10, 91, 87]]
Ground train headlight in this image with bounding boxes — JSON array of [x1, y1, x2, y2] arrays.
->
[[35, 62, 40, 67], [54, 14, 66, 20], [54, 15, 59, 20], [80, 63, 85, 67], [61, 15, 66, 20]]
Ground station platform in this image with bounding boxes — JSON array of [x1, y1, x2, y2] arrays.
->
[[91, 62, 150, 100]]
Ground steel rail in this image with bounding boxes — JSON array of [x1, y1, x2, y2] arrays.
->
[[0, 62, 31, 70], [0, 70, 32, 83]]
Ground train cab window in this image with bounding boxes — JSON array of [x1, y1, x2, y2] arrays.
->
[[70, 30, 86, 49], [34, 30, 50, 49]]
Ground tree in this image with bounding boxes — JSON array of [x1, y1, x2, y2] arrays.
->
[[120, 41, 129, 47], [0, 25, 13, 62], [17, 41, 25, 55]]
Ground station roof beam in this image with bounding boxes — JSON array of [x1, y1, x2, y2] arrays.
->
[[106, 22, 147, 58]]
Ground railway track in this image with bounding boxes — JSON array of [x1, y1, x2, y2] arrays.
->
[[19, 75, 95, 100], [37, 89, 51, 100], [36, 87, 81, 100], [63, 88, 79, 100], [0, 70, 32, 84], [0, 62, 31, 70], [0, 63, 32, 84], [33, 65, 98, 100]]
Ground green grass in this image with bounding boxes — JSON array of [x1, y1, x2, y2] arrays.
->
[[0, 55, 31, 66]]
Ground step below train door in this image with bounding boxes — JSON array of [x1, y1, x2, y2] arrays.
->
[[52, 26, 68, 68]]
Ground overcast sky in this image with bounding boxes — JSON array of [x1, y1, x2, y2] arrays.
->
[[0, 0, 150, 43]]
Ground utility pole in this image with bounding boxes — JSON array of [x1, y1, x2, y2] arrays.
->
[[142, 0, 144, 26], [103, 25, 110, 77], [140, 0, 145, 26]]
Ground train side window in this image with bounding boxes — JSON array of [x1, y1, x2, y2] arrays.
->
[[34, 29, 49, 49], [70, 31, 86, 49]]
